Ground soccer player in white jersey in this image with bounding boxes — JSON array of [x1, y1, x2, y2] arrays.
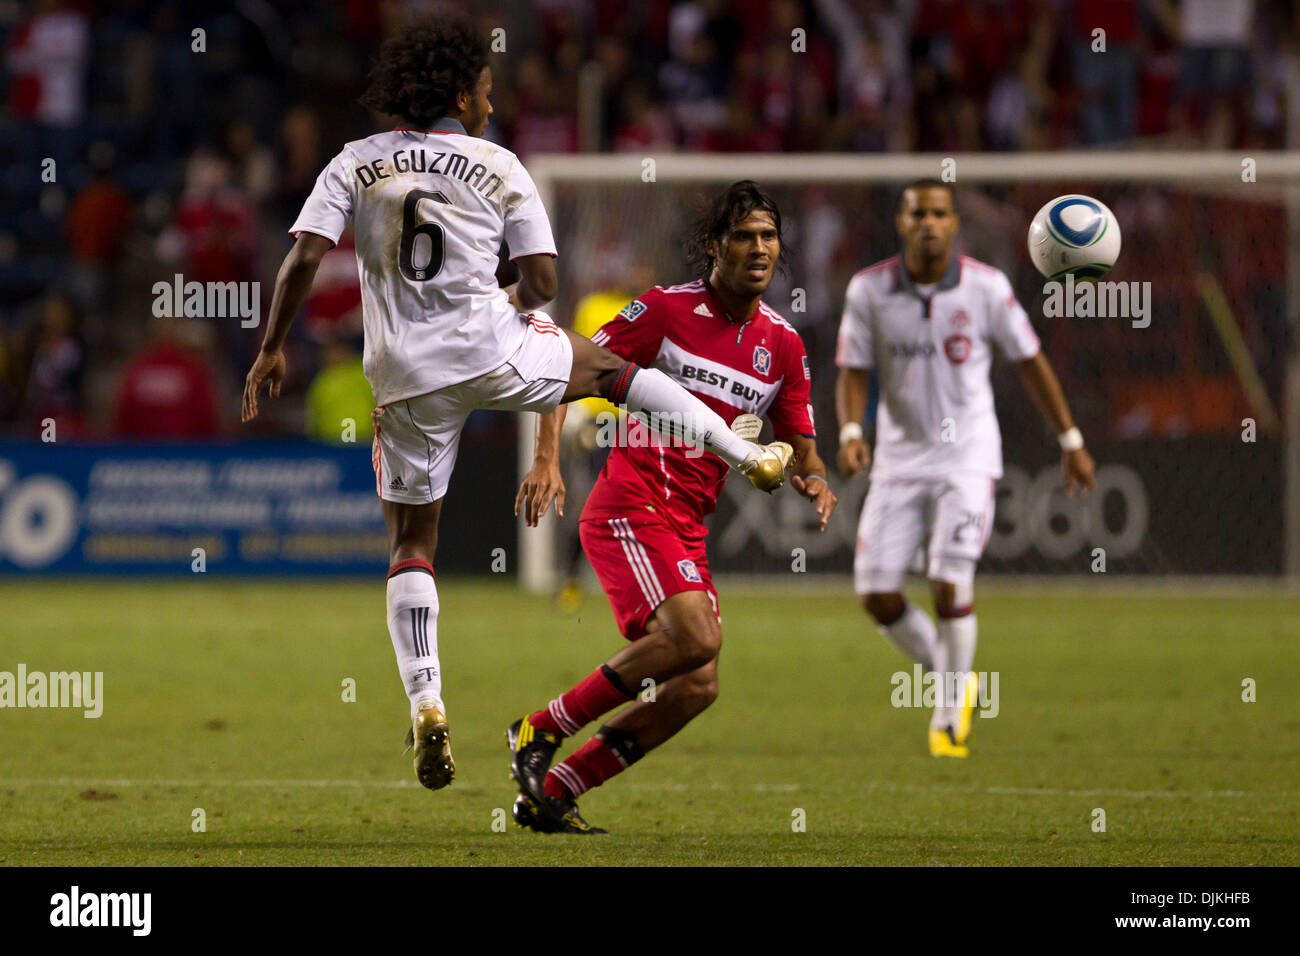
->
[[239, 13, 792, 791], [835, 179, 1096, 757]]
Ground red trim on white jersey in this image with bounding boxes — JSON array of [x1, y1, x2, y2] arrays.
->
[[852, 256, 898, 281], [527, 314, 561, 337], [959, 255, 1000, 276], [391, 127, 468, 136]]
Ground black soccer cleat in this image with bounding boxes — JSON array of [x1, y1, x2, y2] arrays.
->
[[506, 715, 561, 804], [512, 793, 558, 833], [512, 792, 607, 835]]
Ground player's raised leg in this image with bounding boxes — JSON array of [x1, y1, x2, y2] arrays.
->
[[562, 330, 793, 492]]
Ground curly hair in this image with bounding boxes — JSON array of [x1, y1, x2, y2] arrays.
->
[[685, 180, 787, 278], [358, 12, 488, 127]]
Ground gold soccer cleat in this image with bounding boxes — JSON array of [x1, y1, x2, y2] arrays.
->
[[739, 441, 794, 493], [405, 701, 455, 790], [929, 726, 970, 759]]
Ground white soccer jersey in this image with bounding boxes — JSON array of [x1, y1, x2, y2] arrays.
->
[[836, 254, 1040, 479], [289, 121, 557, 405]]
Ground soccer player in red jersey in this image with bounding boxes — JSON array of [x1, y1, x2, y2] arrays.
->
[[507, 181, 838, 833]]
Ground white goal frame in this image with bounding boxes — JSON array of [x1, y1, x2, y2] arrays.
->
[[520, 150, 1300, 591]]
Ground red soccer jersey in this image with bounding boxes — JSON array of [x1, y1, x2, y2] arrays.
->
[[582, 278, 816, 535]]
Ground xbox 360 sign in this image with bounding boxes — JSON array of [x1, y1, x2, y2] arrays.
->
[[707, 436, 1281, 575], [984, 462, 1149, 561]]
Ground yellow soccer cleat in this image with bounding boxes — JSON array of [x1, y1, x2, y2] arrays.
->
[[738, 441, 794, 493], [405, 701, 455, 790], [929, 726, 969, 758], [554, 578, 582, 614], [953, 672, 980, 746]]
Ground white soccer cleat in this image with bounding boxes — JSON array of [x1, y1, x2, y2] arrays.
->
[[738, 441, 794, 493]]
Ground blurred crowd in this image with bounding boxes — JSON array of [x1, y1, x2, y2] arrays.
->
[[0, 0, 1294, 440]]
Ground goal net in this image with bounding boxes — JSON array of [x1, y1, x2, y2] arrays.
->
[[520, 152, 1300, 590]]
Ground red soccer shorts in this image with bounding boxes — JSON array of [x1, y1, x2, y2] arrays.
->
[[579, 508, 720, 640]]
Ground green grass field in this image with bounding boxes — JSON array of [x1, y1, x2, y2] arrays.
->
[[1, 578, 1296, 866]]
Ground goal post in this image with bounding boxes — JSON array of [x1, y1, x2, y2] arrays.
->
[[521, 151, 1300, 592]]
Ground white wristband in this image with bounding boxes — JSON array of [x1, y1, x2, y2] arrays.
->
[[1058, 427, 1084, 452], [839, 422, 864, 447]]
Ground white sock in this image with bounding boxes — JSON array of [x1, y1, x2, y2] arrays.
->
[[386, 570, 442, 718], [879, 602, 938, 671], [934, 613, 977, 730], [940, 612, 977, 677], [927, 620, 952, 732], [623, 367, 756, 468]]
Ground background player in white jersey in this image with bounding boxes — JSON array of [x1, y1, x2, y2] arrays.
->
[[835, 179, 1096, 757], [238, 13, 792, 792]]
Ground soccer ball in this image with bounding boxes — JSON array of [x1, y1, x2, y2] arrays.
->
[[1027, 194, 1121, 281]]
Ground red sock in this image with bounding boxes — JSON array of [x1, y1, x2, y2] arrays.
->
[[545, 737, 628, 799], [527, 664, 633, 738]]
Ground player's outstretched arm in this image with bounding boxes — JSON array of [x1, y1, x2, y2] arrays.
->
[[834, 367, 872, 478], [515, 405, 568, 527], [505, 253, 558, 314], [786, 433, 837, 532], [1015, 352, 1096, 496], [241, 232, 332, 423]]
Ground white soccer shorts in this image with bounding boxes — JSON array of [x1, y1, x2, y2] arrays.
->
[[371, 312, 573, 503], [853, 473, 997, 594]]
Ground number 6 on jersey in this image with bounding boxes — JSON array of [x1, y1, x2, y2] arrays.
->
[[399, 189, 450, 282]]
